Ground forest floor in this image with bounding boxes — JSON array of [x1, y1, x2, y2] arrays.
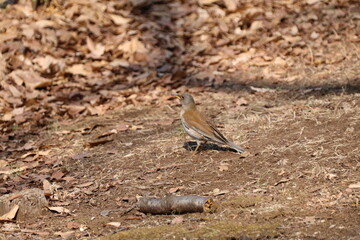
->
[[1, 0, 360, 239]]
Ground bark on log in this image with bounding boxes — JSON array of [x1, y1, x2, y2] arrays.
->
[[139, 195, 215, 214]]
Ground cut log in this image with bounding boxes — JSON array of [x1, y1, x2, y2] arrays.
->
[[139, 195, 216, 214]]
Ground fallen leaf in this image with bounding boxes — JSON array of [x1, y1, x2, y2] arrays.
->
[[51, 171, 64, 180], [66, 64, 91, 76], [130, 125, 144, 130], [63, 177, 76, 182], [0, 166, 28, 175], [348, 183, 360, 189], [86, 37, 105, 58], [66, 105, 86, 117], [171, 216, 184, 225], [0, 205, 19, 221], [0, 160, 8, 168], [38, 150, 51, 156], [33, 55, 58, 71], [273, 57, 287, 66], [97, 130, 117, 139], [306, 0, 320, 5], [48, 207, 70, 214], [85, 139, 113, 148], [117, 123, 129, 132], [236, 97, 248, 106], [303, 216, 316, 224], [109, 14, 131, 25], [67, 222, 80, 229], [169, 186, 183, 193], [105, 222, 121, 228], [232, 51, 254, 65], [43, 180, 52, 197], [223, 0, 237, 11], [125, 215, 143, 220], [249, 86, 276, 93], [0, 29, 17, 42], [198, 0, 218, 5], [34, 20, 55, 28], [20, 152, 36, 159], [54, 231, 75, 238], [9, 70, 51, 89], [157, 119, 175, 126], [6, 194, 23, 201], [239, 151, 251, 158], [218, 163, 229, 172], [76, 181, 94, 188], [212, 188, 229, 196]]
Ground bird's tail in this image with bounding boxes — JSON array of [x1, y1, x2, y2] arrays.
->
[[226, 141, 245, 153]]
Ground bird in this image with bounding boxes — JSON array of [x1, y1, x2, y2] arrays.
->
[[177, 93, 245, 154]]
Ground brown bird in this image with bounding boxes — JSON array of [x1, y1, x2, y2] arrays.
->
[[178, 93, 245, 154]]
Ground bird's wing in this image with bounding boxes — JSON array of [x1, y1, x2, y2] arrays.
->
[[182, 109, 229, 144]]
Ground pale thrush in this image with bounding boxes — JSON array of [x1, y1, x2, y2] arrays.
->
[[178, 93, 245, 153]]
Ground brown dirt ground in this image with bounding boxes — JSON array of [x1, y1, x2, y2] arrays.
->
[[1, 80, 359, 240]]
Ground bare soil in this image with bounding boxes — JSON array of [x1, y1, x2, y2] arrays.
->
[[1, 84, 359, 240]]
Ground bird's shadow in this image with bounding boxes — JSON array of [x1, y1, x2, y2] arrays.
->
[[183, 141, 237, 153]]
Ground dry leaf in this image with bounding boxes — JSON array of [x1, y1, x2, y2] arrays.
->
[[212, 188, 229, 196], [249, 86, 276, 93], [0, 160, 8, 168], [9, 70, 52, 89], [239, 151, 251, 158], [0, 166, 28, 175], [169, 186, 183, 193], [51, 171, 64, 180], [109, 14, 131, 25], [348, 183, 360, 189], [198, 0, 218, 5], [236, 97, 248, 106], [232, 49, 255, 65], [66, 64, 91, 76], [43, 180, 52, 197], [76, 182, 94, 188], [118, 38, 147, 55], [218, 163, 229, 172], [117, 123, 129, 132], [33, 55, 58, 71], [0, 29, 18, 43], [157, 119, 175, 126], [171, 216, 184, 225], [105, 222, 121, 228], [67, 222, 80, 229], [85, 139, 113, 148], [38, 150, 51, 156], [34, 20, 55, 28], [54, 231, 75, 238], [48, 207, 70, 214], [223, 0, 237, 11], [86, 37, 105, 58], [0, 205, 19, 221]]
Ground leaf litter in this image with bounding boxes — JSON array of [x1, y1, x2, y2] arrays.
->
[[0, 0, 359, 239]]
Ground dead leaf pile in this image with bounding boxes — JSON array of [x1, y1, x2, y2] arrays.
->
[[0, 0, 359, 131]]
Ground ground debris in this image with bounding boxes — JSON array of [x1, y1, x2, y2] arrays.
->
[[139, 195, 216, 214]]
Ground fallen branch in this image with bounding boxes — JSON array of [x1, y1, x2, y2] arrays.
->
[[139, 195, 216, 214]]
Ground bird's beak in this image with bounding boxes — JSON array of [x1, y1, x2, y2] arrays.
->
[[175, 95, 181, 99]]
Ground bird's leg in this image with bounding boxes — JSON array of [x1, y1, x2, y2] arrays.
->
[[192, 141, 207, 155], [192, 142, 201, 155]]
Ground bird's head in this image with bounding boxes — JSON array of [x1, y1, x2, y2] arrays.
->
[[176, 93, 196, 109]]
